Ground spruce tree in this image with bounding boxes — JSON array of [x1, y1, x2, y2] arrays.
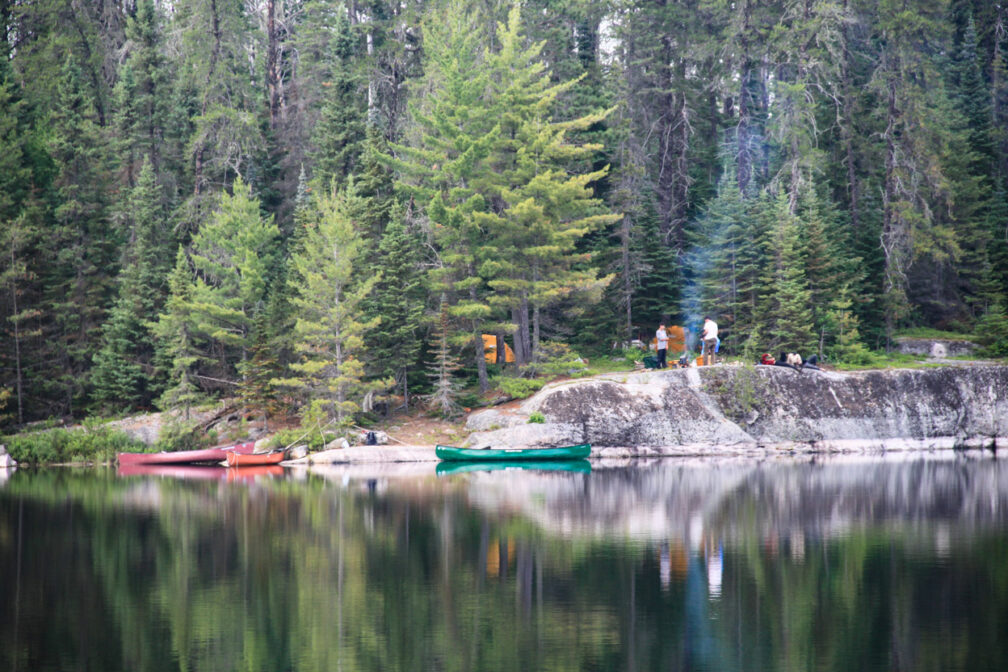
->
[[310, 9, 366, 189], [43, 55, 115, 415], [797, 188, 860, 355], [425, 295, 463, 418], [0, 64, 32, 426], [92, 159, 170, 411], [755, 192, 816, 355], [629, 210, 680, 334], [945, 14, 997, 318], [111, 0, 176, 187], [365, 214, 426, 410], [689, 163, 757, 354]]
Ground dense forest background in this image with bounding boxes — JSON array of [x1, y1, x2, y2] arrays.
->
[[2, 0, 1008, 431]]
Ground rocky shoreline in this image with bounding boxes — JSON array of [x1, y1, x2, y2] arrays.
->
[[462, 364, 1008, 454], [9, 363, 1000, 470]]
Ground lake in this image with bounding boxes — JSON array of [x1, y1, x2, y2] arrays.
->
[[2, 452, 1007, 671]]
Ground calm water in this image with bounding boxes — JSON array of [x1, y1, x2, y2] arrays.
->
[[2, 453, 1008, 672]]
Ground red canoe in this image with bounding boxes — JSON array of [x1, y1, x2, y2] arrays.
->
[[225, 450, 286, 467], [117, 441, 257, 466], [117, 464, 229, 480]]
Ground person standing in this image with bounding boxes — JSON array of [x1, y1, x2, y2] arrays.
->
[[702, 316, 718, 365], [656, 324, 669, 369]]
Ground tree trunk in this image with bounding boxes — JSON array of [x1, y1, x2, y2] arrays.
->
[[512, 296, 532, 365], [469, 282, 488, 391], [882, 57, 899, 348], [656, 35, 690, 250], [994, 7, 1008, 180], [621, 214, 632, 339], [532, 301, 541, 359], [402, 366, 409, 412], [840, 0, 861, 230], [265, 0, 281, 130], [472, 330, 488, 392], [8, 244, 23, 425], [736, 0, 755, 194]]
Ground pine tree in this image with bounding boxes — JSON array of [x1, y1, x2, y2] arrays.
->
[[187, 177, 279, 386], [824, 282, 874, 364], [870, 0, 962, 340], [154, 248, 205, 420], [282, 181, 390, 428], [237, 310, 285, 429], [171, 0, 265, 218], [384, 0, 499, 390], [425, 295, 463, 418], [0, 212, 39, 428]]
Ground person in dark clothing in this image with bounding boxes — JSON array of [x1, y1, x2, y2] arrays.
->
[[775, 352, 802, 372], [656, 324, 668, 369]]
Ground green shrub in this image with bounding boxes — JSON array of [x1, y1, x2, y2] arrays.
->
[[528, 411, 545, 424], [496, 376, 546, 399], [623, 349, 646, 367], [5, 426, 146, 465], [268, 426, 341, 451], [897, 326, 974, 341], [529, 341, 589, 377], [975, 304, 1008, 357]]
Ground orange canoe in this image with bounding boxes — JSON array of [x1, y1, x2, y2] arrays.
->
[[225, 450, 286, 467]]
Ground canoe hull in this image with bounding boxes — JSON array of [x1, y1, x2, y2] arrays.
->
[[118, 441, 256, 466], [435, 443, 590, 461], [225, 450, 285, 467]]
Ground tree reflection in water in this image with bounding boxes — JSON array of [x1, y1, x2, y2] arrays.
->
[[1, 453, 1007, 672]]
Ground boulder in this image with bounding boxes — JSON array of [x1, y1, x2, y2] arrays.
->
[[895, 337, 976, 358], [324, 437, 351, 452], [465, 366, 1008, 450], [287, 445, 309, 460]]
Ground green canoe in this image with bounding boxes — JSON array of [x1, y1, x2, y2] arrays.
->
[[435, 443, 591, 461], [436, 459, 591, 476]]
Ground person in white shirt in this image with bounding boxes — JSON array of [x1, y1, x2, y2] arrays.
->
[[655, 324, 668, 369], [702, 317, 718, 365]]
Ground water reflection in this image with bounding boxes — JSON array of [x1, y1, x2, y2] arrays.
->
[[1, 453, 1007, 672]]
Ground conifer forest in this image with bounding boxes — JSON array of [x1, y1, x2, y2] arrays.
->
[[2, 0, 1008, 430]]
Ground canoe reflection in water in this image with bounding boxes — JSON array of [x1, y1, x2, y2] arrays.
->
[[436, 459, 591, 476], [117, 463, 284, 482]]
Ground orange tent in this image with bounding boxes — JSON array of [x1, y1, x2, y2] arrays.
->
[[482, 334, 515, 363]]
